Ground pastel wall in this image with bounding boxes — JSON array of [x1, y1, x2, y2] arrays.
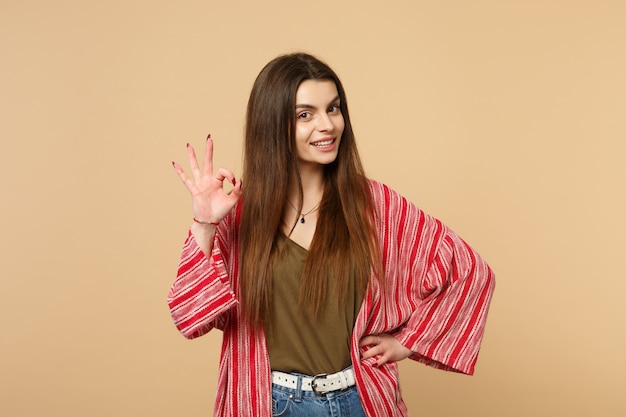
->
[[1, 1, 624, 416]]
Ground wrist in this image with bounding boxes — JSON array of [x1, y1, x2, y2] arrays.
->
[[193, 217, 220, 226], [190, 220, 217, 239]]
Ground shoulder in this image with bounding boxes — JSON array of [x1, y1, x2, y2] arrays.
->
[[366, 179, 420, 213], [366, 179, 398, 202], [367, 178, 447, 238]]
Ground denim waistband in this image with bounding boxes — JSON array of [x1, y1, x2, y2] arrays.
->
[[271, 366, 356, 397]]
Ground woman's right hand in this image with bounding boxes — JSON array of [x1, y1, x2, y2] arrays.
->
[[172, 135, 243, 227]]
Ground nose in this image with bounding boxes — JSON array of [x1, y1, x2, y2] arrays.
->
[[317, 113, 335, 132]]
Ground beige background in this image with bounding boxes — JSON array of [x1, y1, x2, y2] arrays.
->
[[2, 1, 625, 416]]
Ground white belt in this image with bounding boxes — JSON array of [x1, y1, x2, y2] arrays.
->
[[271, 367, 356, 395]]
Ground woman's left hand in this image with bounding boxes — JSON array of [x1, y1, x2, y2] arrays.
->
[[359, 333, 413, 367]]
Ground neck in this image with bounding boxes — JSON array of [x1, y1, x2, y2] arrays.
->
[[287, 166, 325, 212]]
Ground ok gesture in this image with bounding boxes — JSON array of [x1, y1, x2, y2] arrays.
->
[[172, 135, 242, 252]]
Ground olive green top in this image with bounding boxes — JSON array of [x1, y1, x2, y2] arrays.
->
[[265, 233, 365, 376]]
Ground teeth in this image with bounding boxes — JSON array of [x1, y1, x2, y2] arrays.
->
[[312, 139, 333, 146]]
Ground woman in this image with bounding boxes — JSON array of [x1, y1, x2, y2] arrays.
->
[[169, 53, 495, 417]]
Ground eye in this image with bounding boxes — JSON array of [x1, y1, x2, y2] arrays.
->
[[297, 111, 312, 120], [328, 105, 340, 113]]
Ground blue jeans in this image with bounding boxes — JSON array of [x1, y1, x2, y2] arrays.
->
[[271, 383, 367, 417]]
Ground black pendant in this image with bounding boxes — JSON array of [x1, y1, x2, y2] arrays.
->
[[300, 217, 305, 224]]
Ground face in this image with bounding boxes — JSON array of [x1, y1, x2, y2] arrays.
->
[[294, 79, 345, 170]]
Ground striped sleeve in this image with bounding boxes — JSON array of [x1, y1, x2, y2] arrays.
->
[[395, 226, 495, 375], [167, 231, 238, 339]]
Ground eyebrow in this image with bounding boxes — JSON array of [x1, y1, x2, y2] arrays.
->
[[295, 95, 340, 109]]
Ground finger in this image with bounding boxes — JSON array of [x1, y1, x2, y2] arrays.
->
[[203, 135, 214, 176], [375, 354, 390, 367], [359, 335, 380, 347], [359, 336, 372, 347], [215, 167, 237, 186], [360, 346, 382, 361], [360, 339, 386, 359], [229, 179, 244, 201], [186, 143, 202, 181], [172, 161, 195, 191]]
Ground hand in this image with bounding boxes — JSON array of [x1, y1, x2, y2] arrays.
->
[[359, 333, 412, 367], [172, 135, 242, 224]]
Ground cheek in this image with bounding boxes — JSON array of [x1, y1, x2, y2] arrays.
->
[[336, 119, 346, 136], [295, 124, 312, 143]]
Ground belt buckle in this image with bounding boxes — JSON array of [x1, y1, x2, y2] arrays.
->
[[311, 373, 328, 395]]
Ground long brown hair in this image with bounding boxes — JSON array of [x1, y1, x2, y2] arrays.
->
[[240, 53, 381, 326]]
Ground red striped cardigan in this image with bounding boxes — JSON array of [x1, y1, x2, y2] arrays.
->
[[168, 180, 495, 417]]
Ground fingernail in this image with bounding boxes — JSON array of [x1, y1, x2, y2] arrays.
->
[[206, 133, 211, 141], [231, 178, 236, 186], [186, 143, 190, 148], [171, 161, 175, 167]]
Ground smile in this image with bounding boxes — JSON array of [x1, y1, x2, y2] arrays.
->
[[311, 138, 335, 147]]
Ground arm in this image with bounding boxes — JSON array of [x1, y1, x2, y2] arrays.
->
[[167, 229, 238, 338], [168, 135, 243, 338], [395, 228, 495, 375], [359, 183, 494, 373]]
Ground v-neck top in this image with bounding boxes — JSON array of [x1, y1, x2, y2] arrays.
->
[[264, 233, 364, 376]]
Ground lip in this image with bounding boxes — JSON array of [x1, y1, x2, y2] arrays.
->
[[310, 137, 337, 151]]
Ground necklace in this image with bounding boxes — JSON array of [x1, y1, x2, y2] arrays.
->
[[287, 199, 322, 224]]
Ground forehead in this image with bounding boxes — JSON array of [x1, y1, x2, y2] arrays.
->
[[295, 80, 339, 105]]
